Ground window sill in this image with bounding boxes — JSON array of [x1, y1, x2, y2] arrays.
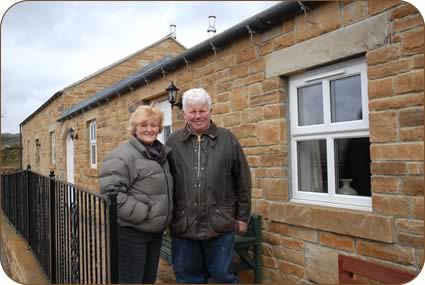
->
[[269, 201, 394, 243]]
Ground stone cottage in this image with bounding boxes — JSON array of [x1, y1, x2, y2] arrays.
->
[[20, 1, 424, 283]]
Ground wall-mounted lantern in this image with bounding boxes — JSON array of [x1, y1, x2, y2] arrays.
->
[[166, 81, 182, 110], [68, 128, 78, 140]]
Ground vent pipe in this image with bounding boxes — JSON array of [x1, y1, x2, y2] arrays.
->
[[207, 16, 216, 38], [170, 24, 176, 39]]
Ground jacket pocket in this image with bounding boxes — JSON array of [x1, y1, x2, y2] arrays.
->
[[170, 208, 188, 234], [210, 205, 236, 233]]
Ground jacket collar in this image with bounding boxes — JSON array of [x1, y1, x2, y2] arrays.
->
[[181, 120, 218, 141], [129, 136, 171, 157]]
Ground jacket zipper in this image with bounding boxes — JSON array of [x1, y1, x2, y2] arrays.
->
[[160, 165, 171, 233], [197, 135, 201, 207]]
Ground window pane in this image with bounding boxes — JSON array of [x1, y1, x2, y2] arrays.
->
[[334, 137, 371, 197], [163, 125, 171, 142], [91, 145, 96, 165], [297, 83, 323, 126], [331, 75, 362, 122], [297, 140, 327, 193]]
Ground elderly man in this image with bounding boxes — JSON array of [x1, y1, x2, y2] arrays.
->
[[166, 88, 252, 284]]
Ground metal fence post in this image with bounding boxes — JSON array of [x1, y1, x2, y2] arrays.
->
[[106, 189, 118, 283], [26, 165, 31, 250], [49, 170, 57, 284]]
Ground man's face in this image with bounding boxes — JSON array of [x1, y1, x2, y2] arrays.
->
[[184, 103, 211, 135]]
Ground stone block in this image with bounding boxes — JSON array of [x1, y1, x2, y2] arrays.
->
[[400, 126, 424, 141], [369, 111, 397, 142], [273, 246, 305, 266], [390, 3, 420, 20], [413, 53, 424, 68], [263, 232, 281, 246], [237, 47, 257, 64], [248, 83, 263, 97], [372, 176, 400, 193], [368, 0, 400, 16], [396, 219, 424, 235], [261, 178, 289, 201], [392, 14, 423, 33], [370, 142, 424, 161], [260, 154, 285, 167], [398, 232, 424, 248], [356, 240, 415, 265], [401, 27, 424, 55], [367, 59, 411, 80], [368, 77, 394, 99], [256, 121, 284, 146], [367, 45, 400, 66], [248, 58, 265, 74], [305, 243, 339, 284], [371, 161, 409, 175], [263, 104, 285, 120], [342, 0, 367, 25], [272, 32, 294, 51], [231, 124, 255, 139], [396, 70, 424, 94], [277, 260, 305, 279], [250, 91, 282, 107], [399, 107, 424, 127], [263, 256, 278, 269], [241, 108, 263, 124], [222, 112, 240, 127], [372, 194, 409, 217], [319, 232, 355, 252], [412, 196, 424, 219], [269, 202, 394, 242], [401, 176, 424, 195], [279, 236, 304, 250], [294, 1, 340, 43], [369, 94, 424, 111]]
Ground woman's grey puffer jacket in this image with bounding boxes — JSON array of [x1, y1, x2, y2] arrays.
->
[[99, 136, 173, 233]]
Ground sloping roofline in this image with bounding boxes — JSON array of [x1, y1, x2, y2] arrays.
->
[[23, 0, 313, 124], [20, 35, 185, 126]]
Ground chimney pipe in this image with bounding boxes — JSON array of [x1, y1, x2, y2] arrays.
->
[[207, 16, 216, 38], [170, 24, 176, 39]]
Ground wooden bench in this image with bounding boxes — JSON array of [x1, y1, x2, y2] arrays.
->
[[338, 254, 416, 284], [160, 214, 263, 283]]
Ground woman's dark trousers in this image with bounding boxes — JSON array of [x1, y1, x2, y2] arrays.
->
[[117, 226, 163, 284]]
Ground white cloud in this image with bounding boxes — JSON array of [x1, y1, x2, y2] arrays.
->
[[1, 1, 281, 133]]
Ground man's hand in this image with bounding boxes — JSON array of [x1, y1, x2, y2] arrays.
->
[[235, 220, 248, 235]]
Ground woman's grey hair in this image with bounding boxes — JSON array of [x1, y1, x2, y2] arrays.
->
[[182, 88, 212, 112]]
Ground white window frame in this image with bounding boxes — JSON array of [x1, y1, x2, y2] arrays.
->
[[289, 58, 371, 211], [155, 100, 173, 144], [50, 131, 56, 164], [89, 120, 97, 168]]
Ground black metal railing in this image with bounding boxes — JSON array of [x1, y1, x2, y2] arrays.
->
[[0, 167, 118, 284]]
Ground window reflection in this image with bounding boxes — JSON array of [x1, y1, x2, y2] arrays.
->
[[334, 137, 371, 196], [331, 75, 362, 123], [298, 83, 323, 126], [297, 140, 327, 193]]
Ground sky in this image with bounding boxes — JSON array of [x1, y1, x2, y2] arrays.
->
[[1, 0, 424, 135], [1, 0, 280, 134]]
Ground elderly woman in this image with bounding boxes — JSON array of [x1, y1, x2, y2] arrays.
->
[[99, 105, 173, 284]]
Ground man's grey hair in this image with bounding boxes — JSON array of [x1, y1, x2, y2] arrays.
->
[[182, 88, 212, 112]]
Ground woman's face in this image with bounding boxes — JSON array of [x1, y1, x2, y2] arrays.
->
[[135, 117, 160, 145]]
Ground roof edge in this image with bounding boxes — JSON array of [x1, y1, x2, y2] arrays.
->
[[21, 35, 186, 127]]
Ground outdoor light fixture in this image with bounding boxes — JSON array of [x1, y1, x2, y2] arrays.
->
[[68, 128, 78, 140], [166, 81, 182, 109]]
